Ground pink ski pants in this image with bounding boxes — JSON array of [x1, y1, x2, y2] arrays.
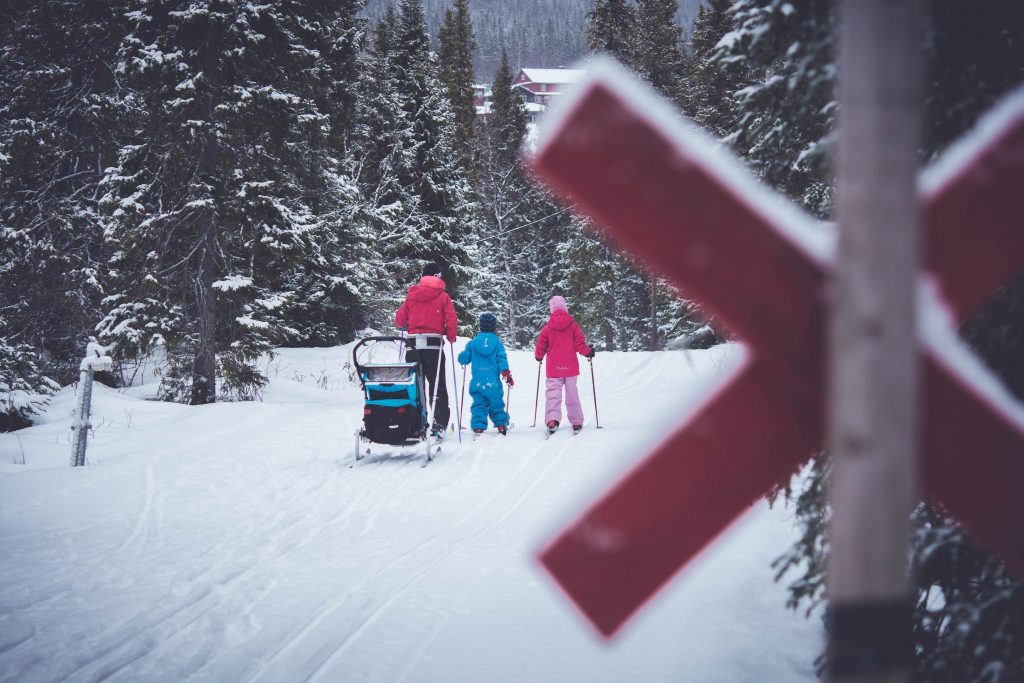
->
[[545, 376, 584, 427]]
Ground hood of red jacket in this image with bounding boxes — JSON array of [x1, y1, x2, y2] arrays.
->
[[547, 310, 575, 331], [407, 276, 447, 302]]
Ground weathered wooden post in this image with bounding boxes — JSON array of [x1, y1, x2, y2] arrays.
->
[[827, 1, 924, 681], [70, 340, 113, 467]]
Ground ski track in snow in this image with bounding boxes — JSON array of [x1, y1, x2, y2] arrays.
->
[[304, 436, 578, 683], [0, 343, 822, 683]]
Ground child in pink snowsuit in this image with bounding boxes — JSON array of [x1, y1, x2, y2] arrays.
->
[[534, 296, 594, 433]]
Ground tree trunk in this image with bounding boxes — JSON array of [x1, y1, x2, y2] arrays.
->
[[648, 271, 658, 351], [190, 43, 220, 406], [191, 215, 218, 405]]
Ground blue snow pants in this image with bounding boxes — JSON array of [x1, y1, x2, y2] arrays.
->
[[469, 376, 509, 431]]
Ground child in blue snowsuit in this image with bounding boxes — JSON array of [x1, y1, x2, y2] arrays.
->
[[457, 313, 514, 435]]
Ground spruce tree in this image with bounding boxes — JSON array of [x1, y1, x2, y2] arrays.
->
[[282, 1, 372, 346], [711, 0, 836, 217], [633, 0, 689, 107], [586, 0, 636, 65], [99, 1, 361, 403], [352, 8, 420, 330], [556, 220, 621, 351], [487, 50, 527, 168], [688, 0, 744, 137], [438, 0, 478, 146], [475, 49, 569, 346], [0, 0, 127, 409], [391, 0, 477, 325], [0, 315, 60, 430]]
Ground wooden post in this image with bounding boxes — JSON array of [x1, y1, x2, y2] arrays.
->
[[70, 341, 113, 467], [69, 364, 95, 468], [827, 1, 923, 682]]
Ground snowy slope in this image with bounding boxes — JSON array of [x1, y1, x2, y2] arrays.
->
[[0, 342, 822, 683]]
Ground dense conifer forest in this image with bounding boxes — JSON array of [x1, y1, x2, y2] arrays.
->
[[363, 0, 704, 80]]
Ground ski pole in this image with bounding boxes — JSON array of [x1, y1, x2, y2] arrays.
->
[[396, 328, 406, 361], [449, 340, 462, 443], [531, 360, 541, 428], [459, 364, 467, 431], [589, 357, 601, 429], [427, 339, 444, 433], [506, 383, 513, 428]]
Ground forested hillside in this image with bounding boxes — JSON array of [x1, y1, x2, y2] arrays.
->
[[363, 0, 705, 80]]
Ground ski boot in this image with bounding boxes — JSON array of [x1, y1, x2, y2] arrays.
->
[[572, 424, 582, 435], [497, 425, 508, 436], [546, 420, 559, 435]]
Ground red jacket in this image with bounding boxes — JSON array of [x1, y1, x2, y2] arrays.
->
[[535, 311, 591, 378], [395, 276, 458, 342]]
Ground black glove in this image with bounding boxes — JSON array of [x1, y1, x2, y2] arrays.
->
[[586, 348, 596, 359]]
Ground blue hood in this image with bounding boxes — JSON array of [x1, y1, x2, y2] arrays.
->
[[458, 332, 509, 383], [469, 332, 501, 357]]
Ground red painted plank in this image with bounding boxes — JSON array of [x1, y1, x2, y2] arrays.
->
[[921, 351, 1024, 575], [539, 361, 819, 637], [924, 116, 1024, 320], [532, 83, 827, 400]]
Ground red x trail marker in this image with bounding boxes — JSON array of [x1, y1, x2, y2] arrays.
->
[[529, 59, 1024, 639]]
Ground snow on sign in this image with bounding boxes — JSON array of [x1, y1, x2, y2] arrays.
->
[[528, 58, 1024, 639]]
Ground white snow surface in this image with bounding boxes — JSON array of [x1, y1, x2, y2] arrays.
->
[[0, 342, 822, 683]]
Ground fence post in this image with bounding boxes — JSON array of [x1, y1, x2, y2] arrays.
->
[[70, 341, 113, 467]]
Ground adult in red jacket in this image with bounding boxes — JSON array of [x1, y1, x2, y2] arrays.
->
[[534, 295, 593, 433], [395, 262, 459, 436]]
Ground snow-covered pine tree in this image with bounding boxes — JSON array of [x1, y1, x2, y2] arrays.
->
[[622, 0, 693, 350], [99, 1, 356, 403], [632, 0, 689, 109], [688, 0, 746, 138], [473, 49, 570, 347], [712, 0, 836, 217], [269, 0, 373, 347], [473, 49, 527, 340], [351, 8, 420, 331], [586, 0, 636, 65], [0, 0, 127, 409], [0, 315, 60, 431], [485, 49, 526, 170], [438, 0, 478, 149], [390, 0, 478, 327], [555, 218, 621, 351], [366, 0, 593, 82], [581, 0, 700, 351]]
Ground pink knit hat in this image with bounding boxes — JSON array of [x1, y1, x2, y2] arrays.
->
[[549, 295, 568, 313]]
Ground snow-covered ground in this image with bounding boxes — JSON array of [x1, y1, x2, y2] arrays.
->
[[0, 341, 823, 683]]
